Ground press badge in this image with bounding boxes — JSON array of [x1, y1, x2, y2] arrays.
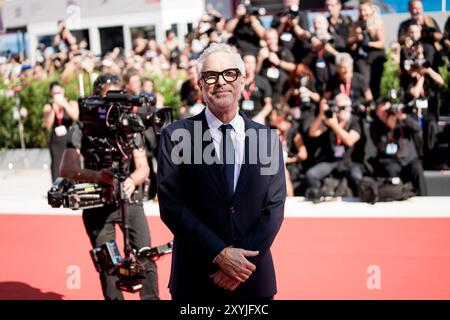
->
[[242, 100, 255, 111], [267, 67, 280, 80], [280, 32, 293, 43], [316, 58, 326, 69], [416, 99, 428, 109], [334, 145, 345, 158], [386, 143, 398, 155], [54, 125, 67, 137]]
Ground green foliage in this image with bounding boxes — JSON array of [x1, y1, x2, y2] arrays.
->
[[380, 50, 401, 99]]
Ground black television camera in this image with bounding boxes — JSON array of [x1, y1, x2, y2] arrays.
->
[[90, 240, 173, 293], [78, 90, 172, 138]]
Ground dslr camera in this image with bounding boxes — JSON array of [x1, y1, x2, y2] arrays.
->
[[240, 0, 266, 16], [385, 88, 406, 115]]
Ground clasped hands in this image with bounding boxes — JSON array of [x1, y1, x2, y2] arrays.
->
[[210, 247, 259, 292]]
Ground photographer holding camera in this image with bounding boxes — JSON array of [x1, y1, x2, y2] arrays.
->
[[348, 0, 385, 99], [225, 1, 266, 55], [400, 24, 444, 119], [302, 14, 346, 94], [43, 81, 79, 182], [324, 53, 373, 110], [305, 94, 363, 200], [369, 99, 427, 195], [398, 0, 443, 53], [59, 74, 160, 300], [271, 0, 310, 62], [326, 0, 353, 48], [257, 28, 296, 104]]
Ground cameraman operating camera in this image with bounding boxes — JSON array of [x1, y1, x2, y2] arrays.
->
[[59, 74, 160, 300]]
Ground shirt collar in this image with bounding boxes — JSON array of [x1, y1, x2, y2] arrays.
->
[[205, 107, 245, 134]]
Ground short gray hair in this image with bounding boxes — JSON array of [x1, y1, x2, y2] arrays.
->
[[335, 52, 354, 67], [196, 43, 245, 77], [335, 93, 352, 107]]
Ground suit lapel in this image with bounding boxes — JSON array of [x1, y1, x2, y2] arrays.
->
[[195, 110, 229, 202]]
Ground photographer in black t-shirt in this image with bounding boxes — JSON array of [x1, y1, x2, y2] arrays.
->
[[225, 2, 266, 55], [302, 14, 346, 94], [324, 53, 373, 113], [59, 76, 159, 300], [370, 99, 427, 195], [257, 28, 296, 105], [271, 0, 311, 62], [239, 53, 273, 124], [305, 94, 363, 198]]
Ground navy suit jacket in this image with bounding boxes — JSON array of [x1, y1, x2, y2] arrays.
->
[[157, 109, 286, 300]]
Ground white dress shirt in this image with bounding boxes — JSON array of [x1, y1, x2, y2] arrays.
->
[[205, 107, 245, 192]]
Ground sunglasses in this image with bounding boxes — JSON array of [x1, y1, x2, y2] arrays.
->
[[201, 68, 241, 85]]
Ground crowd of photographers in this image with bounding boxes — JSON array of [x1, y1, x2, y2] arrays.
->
[[2, 0, 450, 201]]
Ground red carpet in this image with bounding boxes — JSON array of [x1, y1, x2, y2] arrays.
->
[[1, 215, 450, 299]]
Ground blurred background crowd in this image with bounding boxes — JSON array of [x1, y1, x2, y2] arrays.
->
[[1, 0, 450, 200]]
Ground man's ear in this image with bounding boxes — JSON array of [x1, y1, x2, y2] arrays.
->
[[240, 74, 246, 89], [197, 79, 203, 91]]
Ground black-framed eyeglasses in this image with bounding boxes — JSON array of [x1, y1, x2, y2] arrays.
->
[[201, 68, 241, 85]]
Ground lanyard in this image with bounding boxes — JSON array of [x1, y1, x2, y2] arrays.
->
[[336, 134, 342, 145], [389, 126, 404, 143], [242, 81, 255, 101], [55, 107, 64, 126], [339, 79, 351, 97]]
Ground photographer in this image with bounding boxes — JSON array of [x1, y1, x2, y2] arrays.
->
[[257, 28, 296, 104], [43, 81, 79, 182], [398, 0, 443, 51], [282, 63, 320, 125], [324, 53, 373, 112], [401, 24, 436, 69], [400, 24, 444, 120], [326, 0, 353, 49], [59, 75, 160, 300], [302, 14, 346, 93], [271, 0, 310, 62], [370, 100, 426, 195], [305, 94, 363, 198], [348, 0, 385, 99], [239, 53, 273, 125], [225, 1, 266, 55]]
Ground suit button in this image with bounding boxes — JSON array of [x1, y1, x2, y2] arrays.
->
[[230, 206, 235, 214]]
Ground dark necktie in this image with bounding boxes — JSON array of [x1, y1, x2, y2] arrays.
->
[[219, 124, 235, 195]]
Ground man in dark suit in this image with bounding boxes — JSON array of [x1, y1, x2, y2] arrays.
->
[[157, 43, 286, 301]]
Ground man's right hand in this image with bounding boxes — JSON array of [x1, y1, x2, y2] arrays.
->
[[214, 247, 259, 282]]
